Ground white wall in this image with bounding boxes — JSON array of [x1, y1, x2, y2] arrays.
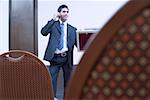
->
[[38, 0, 128, 65], [0, 0, 9, 54]]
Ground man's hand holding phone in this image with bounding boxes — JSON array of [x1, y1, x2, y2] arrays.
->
[[53, 13, 60, 21]]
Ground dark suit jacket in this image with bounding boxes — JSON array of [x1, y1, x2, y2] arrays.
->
[[41, 19, 77, 68]]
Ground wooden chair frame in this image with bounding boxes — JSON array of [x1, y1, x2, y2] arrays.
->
[[65, 0, 150, 99], [0, 50, 54, 100]]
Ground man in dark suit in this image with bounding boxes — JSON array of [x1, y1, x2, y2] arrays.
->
[[41, 4, 77, 98]]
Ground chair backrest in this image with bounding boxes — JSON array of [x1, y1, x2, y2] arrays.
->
[[0, 50, 54, 100], [65, 0, 150, 100]]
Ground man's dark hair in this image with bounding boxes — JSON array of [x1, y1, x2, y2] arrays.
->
[[57, 4, 69, 12]]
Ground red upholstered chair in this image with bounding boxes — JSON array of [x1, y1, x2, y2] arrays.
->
[[0, 50, 54, 100], [65, 0, 150, 100]]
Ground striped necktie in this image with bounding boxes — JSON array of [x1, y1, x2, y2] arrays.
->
[[58, 23, 64, 50]]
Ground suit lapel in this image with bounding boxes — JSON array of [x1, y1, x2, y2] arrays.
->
[[67, 24, 71, 42], [55, 21, 61, 34], [67, 24, 74, 45]]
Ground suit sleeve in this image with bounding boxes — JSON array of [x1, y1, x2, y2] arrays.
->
[[41, 19, 55, 36]]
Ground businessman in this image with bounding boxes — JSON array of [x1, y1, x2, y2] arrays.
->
[[41, 4, 77, 98]]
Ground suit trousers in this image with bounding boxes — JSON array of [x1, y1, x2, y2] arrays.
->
[[48, 53, 73, 97]]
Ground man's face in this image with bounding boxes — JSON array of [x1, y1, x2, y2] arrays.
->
[[59, 8, 69, 22]]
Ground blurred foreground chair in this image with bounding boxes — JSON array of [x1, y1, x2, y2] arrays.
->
[[0, 50, 54, 100], [66, 0, 150, 100]]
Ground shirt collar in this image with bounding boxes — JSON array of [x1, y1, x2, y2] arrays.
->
[[59, 20, 67, 25]]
